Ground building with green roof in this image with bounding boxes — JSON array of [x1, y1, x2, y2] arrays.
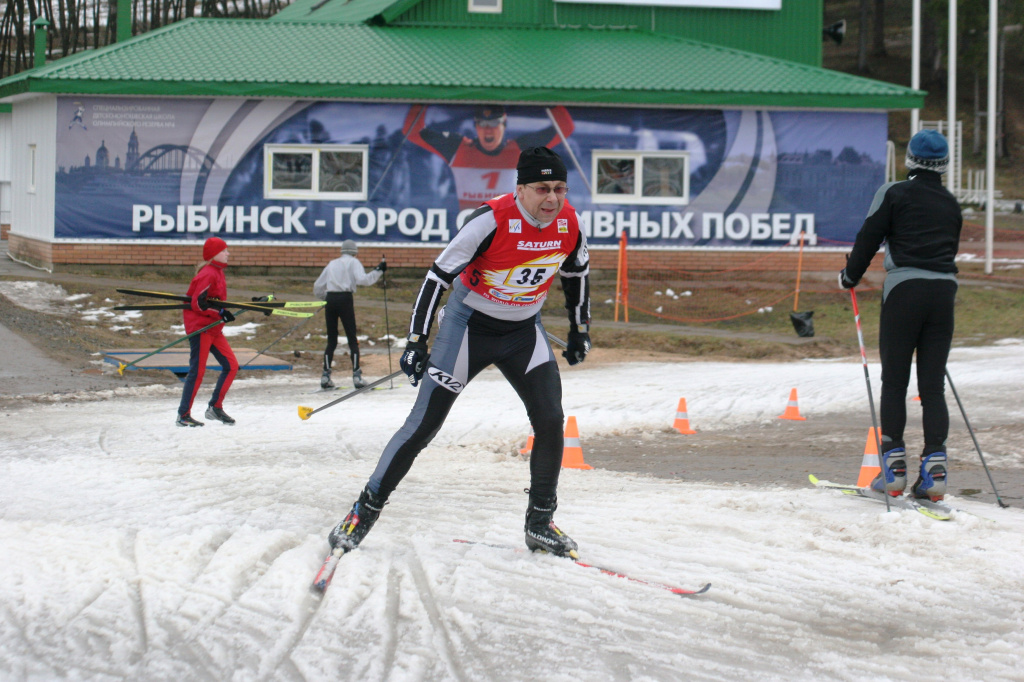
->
[[0, 0, 922, 270]]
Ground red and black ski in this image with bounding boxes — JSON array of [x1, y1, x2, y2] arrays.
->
[[453, 538, 710, 597]]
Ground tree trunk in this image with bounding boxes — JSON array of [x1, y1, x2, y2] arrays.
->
[[873, 0, 887, 56], [858, 0, 870, 72]]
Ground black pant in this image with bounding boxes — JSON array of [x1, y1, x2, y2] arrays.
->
[[878, 278, 957, 455], [368, 300, 564, 501], [324, 291, 360, 372]]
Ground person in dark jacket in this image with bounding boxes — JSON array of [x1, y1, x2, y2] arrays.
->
[[839, 129, 962, 501], [176, 237, 238, 427]]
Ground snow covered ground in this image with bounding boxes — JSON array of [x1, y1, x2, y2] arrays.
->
[[2, 342, 1023, 681]]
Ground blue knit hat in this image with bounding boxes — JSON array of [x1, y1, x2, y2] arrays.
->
[[906, 130, 949, 174]]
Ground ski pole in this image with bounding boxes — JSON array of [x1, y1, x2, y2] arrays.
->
[[298, 370, 404, 420], [238, 310, 318, 371], [849, 288, 891, 511], [945, 369, 1010, 508], [382, 255, 394, 389], [368, 105, 423, 201], [546, 332, 567, 348], [116, 316, 228, 376]]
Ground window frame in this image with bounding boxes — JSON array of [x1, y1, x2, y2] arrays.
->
[[468, 0, 503, 13], [590, 150, 690, 206], [263, 144, 369, 201]]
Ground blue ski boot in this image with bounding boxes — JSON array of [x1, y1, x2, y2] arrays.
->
[[870, 446, 907, 497], [911, 452, 947, 501]]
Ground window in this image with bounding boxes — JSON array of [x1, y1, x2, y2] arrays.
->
[[591, 151, 689, 205], [264, 144, 368, 201], [468, 0, 502, 13]]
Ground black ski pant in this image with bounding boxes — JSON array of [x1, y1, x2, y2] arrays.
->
[[323, 291, 360, 372], [367, 298, 564, 502], [878, 278, 957, 456]]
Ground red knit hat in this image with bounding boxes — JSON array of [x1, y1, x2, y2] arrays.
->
[[203, 237, 227, 261]]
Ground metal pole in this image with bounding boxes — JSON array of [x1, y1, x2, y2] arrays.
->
[[947, 0, 957, 193], [911, 0, 921, 137], [985, 0, 997, 275], [849, 289, 891, 511], [945, 369, 1010, 508], [382, 255, 394, 389]]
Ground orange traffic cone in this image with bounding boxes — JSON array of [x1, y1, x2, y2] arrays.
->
[[855, 427, 881, 487], [519, 427, 534, 455], [673, 398, 696, 434], [777, 388, 806, 421], [561, 416, 592, 470]]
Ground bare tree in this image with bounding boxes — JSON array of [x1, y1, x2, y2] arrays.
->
[[1, 0, 292, 78]]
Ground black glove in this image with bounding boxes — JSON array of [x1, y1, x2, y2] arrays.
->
[[562, 326, 591, 366], [838, 268, 857, 289], [400, 337, 429, 386], [376, 259, 387, 273], [197, 291, 211, 311], [219, 308, 235, 323]]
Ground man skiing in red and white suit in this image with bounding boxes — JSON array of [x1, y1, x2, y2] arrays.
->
[[326, 147, 591, 558], [402, 104, 576, 210]]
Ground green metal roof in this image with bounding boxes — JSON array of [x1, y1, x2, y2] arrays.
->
[[0, 19, 923, 109]]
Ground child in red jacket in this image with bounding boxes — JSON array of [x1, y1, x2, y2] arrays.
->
[[176, 237, 238, 427]]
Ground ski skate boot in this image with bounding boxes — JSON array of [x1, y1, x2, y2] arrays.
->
[[176, 413, 204, 427], [205, 405, 235, 425], [321, 369, 334, 389], [911, 452, 947, 501], [329, 487, 386, 552], [351, 351, 367, 388], [869, 445, 907, 497], [524, 492, 578, 558]]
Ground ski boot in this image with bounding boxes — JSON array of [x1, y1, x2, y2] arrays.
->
[[176, 413, 204, 427], [321, 369, 334, 389], [205, 405, 235, 425], [351, 351, 367, 388], [329, 487, 386, 552], [869, 445, 907, 497], [911, 452, 947, 501], [524, 492, 578, 558]]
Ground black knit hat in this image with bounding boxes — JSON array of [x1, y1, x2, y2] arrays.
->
[[516, 147, 568, 185]]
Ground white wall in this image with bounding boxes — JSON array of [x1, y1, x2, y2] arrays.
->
[[10, 95, 56, 240], [0, 110, 11, 226]]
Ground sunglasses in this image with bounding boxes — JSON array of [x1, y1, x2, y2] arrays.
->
[[524, 184, 568, 197]]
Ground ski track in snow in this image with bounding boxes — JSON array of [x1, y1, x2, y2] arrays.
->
[[1, 344, 1024, 680]]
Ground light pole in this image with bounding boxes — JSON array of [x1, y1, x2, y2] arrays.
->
[[985, 0, 996, 275]]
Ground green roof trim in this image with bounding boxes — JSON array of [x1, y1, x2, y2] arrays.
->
[[269, 0, 403, 24], [0, 20, 924, 110]]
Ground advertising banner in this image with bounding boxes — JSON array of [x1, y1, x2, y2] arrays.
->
[[55, 97, 887, 248]]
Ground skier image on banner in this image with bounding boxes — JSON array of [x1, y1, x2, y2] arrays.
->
[[402, 104, 575, 211], [324, 147, 591, 563]]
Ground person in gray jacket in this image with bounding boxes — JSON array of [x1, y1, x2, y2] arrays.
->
[[313, 240, 385, 389]]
